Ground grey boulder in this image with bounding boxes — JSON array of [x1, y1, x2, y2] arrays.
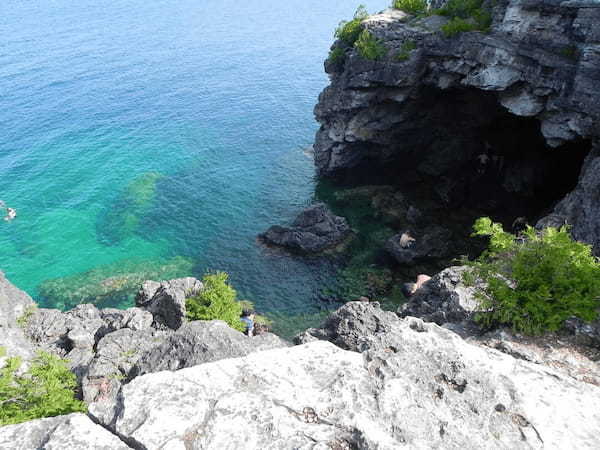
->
[[135, 277, 203, 330], [259, 203, 351, 254]]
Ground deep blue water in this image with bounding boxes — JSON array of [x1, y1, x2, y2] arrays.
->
[[0, 0, 389, 332]]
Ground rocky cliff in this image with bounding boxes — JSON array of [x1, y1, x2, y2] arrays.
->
[[2, 272, 600, 449], [314, 0, 600, 251]]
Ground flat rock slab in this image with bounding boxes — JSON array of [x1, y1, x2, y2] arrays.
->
[[0, 413, 131, 449], [95, 324, 600, 450]]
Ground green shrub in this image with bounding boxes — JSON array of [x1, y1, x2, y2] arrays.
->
[[327, 47, 346, 65], [436, 0, 492, 36], [355, 30, 388, 60], [16, 305, 37, 328], [185, 272, 245, 332], [335, 5, 369, 46], [393, 0, 428, 15], [396, 40, 417, 61], [0, 352, 86, 426], [468, 217, 600, 335]]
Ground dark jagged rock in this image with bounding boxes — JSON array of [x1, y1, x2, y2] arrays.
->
[[385, 226, 454, 265], [259, 203, 352, 254], [135, 277, 203, 330], [129, 320, 287, 378], [398, 266, 481, 326], [315, 1, 600, 252]]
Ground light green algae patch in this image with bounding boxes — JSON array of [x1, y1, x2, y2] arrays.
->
[[97, 172, 164, 245], [38, 256, 193, 309]]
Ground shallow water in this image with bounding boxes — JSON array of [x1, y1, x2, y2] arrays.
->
[[0, 0, 389, 331]]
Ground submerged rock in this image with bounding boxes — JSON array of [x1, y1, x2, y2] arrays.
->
[[259, 203, 352, 254], [37, 256, 194, 309]]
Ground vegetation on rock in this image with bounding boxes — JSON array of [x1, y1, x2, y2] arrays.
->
[[186, 272, 270, 333], [327, 47, 346, 65], [396, 40, 417, 61], [393, 0, 428, 15], [438, 0, 492, 36], [467, 217, 600, 334], [0, 352, 86, 426], [334, 5, 369, 46], [355, 30, 388, 61]]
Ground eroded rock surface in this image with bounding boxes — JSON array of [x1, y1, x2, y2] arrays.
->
[[0, 413, 131, 450], [94, 316, 600, 449], [315, 1, 600, 251], [259, 203, 351, 253], [0, 271, 37, 366]]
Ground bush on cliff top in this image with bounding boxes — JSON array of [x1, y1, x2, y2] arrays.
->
[[334, 5, 369, 46], [0, 352, 86, 425], [186, 272, 246, 332], [393, 0, 428, 15], [355, 30, 388, 61], [467, 217, 600, 335]]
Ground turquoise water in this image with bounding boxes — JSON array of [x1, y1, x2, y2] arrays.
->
[[0, 0, 389, 325]]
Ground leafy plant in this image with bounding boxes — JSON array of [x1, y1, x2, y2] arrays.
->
[[327, 47, 346, 65], [185, 272, 245, 332], [335, 5, 369, 46], [393, 0, 428, 15], [0, 352, 86, 425], [396, 40, 417, 61], [16, 305, 37, 328], [355, 30, 388, 60], [437, 0, 492, 36], [468, 217, 600, 335]]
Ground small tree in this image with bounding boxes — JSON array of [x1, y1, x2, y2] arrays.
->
[[334, 5, 369, 46], [0, 352, 86, 425], [186, 272, 245, 332], [469, 217, 600, 334]]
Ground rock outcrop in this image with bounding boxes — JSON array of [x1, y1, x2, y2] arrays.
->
[[315, 1, 600, 252], [91, 310, 600, 449], [0, 271, 37, 367], [259, 203, 352, 253], [0, 413, 130, 450]]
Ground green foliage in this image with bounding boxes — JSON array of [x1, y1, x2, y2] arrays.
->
[[16, 305, 37, 328], [0, 352, 86, 425], [396, 40, 417, 61], [355, 30, 388, 60], [0, 347, 6, 358], [468, 218, 600, 335], [560, 46, 578, 60], [472, 217, 515, 254], [436, 0, 492, 36], [185, 272, 245, 332], [334, 5, 369, 46], [393, 0, 428, 15], [327, 47, 346, 65]]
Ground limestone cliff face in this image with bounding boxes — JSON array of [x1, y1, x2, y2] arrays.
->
[[314, 0, 600, 250]]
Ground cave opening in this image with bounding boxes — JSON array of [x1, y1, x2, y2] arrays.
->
[[345, 86, 592, 231]]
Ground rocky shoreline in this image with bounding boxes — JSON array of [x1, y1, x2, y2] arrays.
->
[[1, 270, 600, 448], [3, 0, 600, 448]]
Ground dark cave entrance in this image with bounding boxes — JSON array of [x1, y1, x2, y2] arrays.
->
[[319, 87, 593, 290], [351, 86, 592, 231]]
